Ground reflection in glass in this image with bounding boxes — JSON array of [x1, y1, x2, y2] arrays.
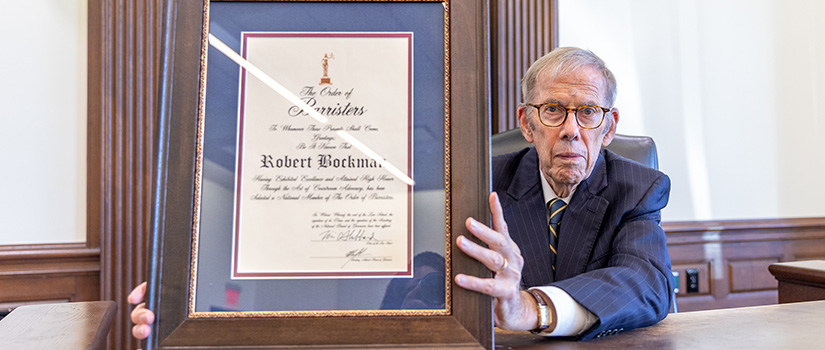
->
[[381, 252, 446, 310]]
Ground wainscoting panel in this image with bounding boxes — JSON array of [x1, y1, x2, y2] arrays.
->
[[665, 217, 825, 312], [0, 244, 100, 311]]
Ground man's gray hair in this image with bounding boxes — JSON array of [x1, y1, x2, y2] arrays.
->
[[520, 47, 617, 107]]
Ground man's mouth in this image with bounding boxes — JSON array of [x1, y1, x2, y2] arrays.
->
[[556, 152, 583, 161]]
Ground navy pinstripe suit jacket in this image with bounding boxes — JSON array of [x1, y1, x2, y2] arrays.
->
[[492, 147, 673, 339]]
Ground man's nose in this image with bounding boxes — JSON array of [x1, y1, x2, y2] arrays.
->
[[558, 110, 580, 140]]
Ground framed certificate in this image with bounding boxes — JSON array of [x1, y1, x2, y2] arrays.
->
[[231, 32, 415, 280], [147, 0, 491, 348]]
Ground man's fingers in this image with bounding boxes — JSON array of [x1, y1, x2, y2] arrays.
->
[[130, 303, 145, 324], [465, 217, 510, 252], [131, 303, 155, 325], [130, 292, 154, 342], [489, 192, 510, 237], [456, 235, 507, 273], [454, 273, 512, 298], [132, 324, 152, 340], [129, 282, 147, 305]]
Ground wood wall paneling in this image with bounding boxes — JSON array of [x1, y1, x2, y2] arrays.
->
[[0, 244, 101, 310], [489, 0, 558, 135], [665, 217, 825, 312], [729, 258, 779, 293], [90, 0, 162, 349]]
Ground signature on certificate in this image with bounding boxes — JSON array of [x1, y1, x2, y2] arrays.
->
[[342, 247, 369, 267]]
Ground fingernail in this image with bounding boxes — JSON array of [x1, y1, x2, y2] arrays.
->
[[468, 218, 479, 229], [455, 275, 465, 284]]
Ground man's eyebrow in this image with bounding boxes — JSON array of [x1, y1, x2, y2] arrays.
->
[[539, 98, 563, 104], [539, 98, 601, 106]]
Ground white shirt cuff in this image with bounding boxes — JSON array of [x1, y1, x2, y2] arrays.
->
[[529, 286, 597, 337]]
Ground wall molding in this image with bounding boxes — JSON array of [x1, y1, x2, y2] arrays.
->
[[0, 243, 99, 276], [0, 243, 101, 310], [665, 217, 825, 311]]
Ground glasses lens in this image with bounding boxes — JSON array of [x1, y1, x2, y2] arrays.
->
[[539, 103, 565, 126], [576, 106, 604, 128]]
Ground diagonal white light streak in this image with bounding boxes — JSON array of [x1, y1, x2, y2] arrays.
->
[[334, 130, 413, 186], [208, 34, 328, 124], [207, 34, 415, 186]]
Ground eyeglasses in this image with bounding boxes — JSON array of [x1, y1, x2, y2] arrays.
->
[[525, 102, 611, 129]]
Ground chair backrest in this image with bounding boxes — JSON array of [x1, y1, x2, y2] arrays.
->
[[490, 128, 659, 170]]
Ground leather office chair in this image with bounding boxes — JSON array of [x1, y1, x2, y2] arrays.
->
[[490, 128, 677, 313]]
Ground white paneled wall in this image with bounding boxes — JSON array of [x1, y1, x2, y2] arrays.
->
[[0, 0, 87, 243], [560, 0, 825, 221]]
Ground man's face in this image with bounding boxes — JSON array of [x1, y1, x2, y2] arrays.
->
[[517, 65, 619, 193]]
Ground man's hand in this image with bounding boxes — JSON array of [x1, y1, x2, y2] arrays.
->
[[455, 192, 539, 331], [129, 282, 155, 340]]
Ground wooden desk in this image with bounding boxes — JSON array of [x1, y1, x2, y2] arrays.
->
[[0, 301, 116, 350], [769, 260, 825, 303], [496, 300, 825, 349]]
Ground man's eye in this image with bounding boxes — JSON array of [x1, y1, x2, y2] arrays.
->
[[544, 105, 560, 113], [579, 107, 596, 116]]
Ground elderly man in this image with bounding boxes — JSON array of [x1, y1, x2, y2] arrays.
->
[[454, 47, 672, 339]]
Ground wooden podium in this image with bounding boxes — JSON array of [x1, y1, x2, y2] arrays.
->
[[0, 301, 116, 349], [769, 260, 825, 303]]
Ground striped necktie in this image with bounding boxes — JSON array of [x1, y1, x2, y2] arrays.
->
[[546, 198, 567, 273]]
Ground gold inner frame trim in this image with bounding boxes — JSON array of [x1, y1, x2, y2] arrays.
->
[[187, 0, 453, 318]]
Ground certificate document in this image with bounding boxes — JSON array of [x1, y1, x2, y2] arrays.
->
[[230, 32, 413, 279]]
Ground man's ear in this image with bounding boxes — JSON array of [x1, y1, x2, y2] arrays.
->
[[517, 105, 535, 143], [601, 107, 620, 147]]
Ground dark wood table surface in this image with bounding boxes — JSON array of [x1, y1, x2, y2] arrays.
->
[[496, 300, 825, 349], [0, 301, 116, 350]]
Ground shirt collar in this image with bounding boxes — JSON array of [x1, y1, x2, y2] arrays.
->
[[539, 168, 575, 205]]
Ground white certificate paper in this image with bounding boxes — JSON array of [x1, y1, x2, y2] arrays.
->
[[231, 32, 413, 279]]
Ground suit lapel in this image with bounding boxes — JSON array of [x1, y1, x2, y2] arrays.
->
[[507, 191, 555, 287], [502, 149, 556, 287], [555, 153, 609, 280]]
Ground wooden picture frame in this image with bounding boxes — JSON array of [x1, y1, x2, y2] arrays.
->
[[147, 0, 491, 348]]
